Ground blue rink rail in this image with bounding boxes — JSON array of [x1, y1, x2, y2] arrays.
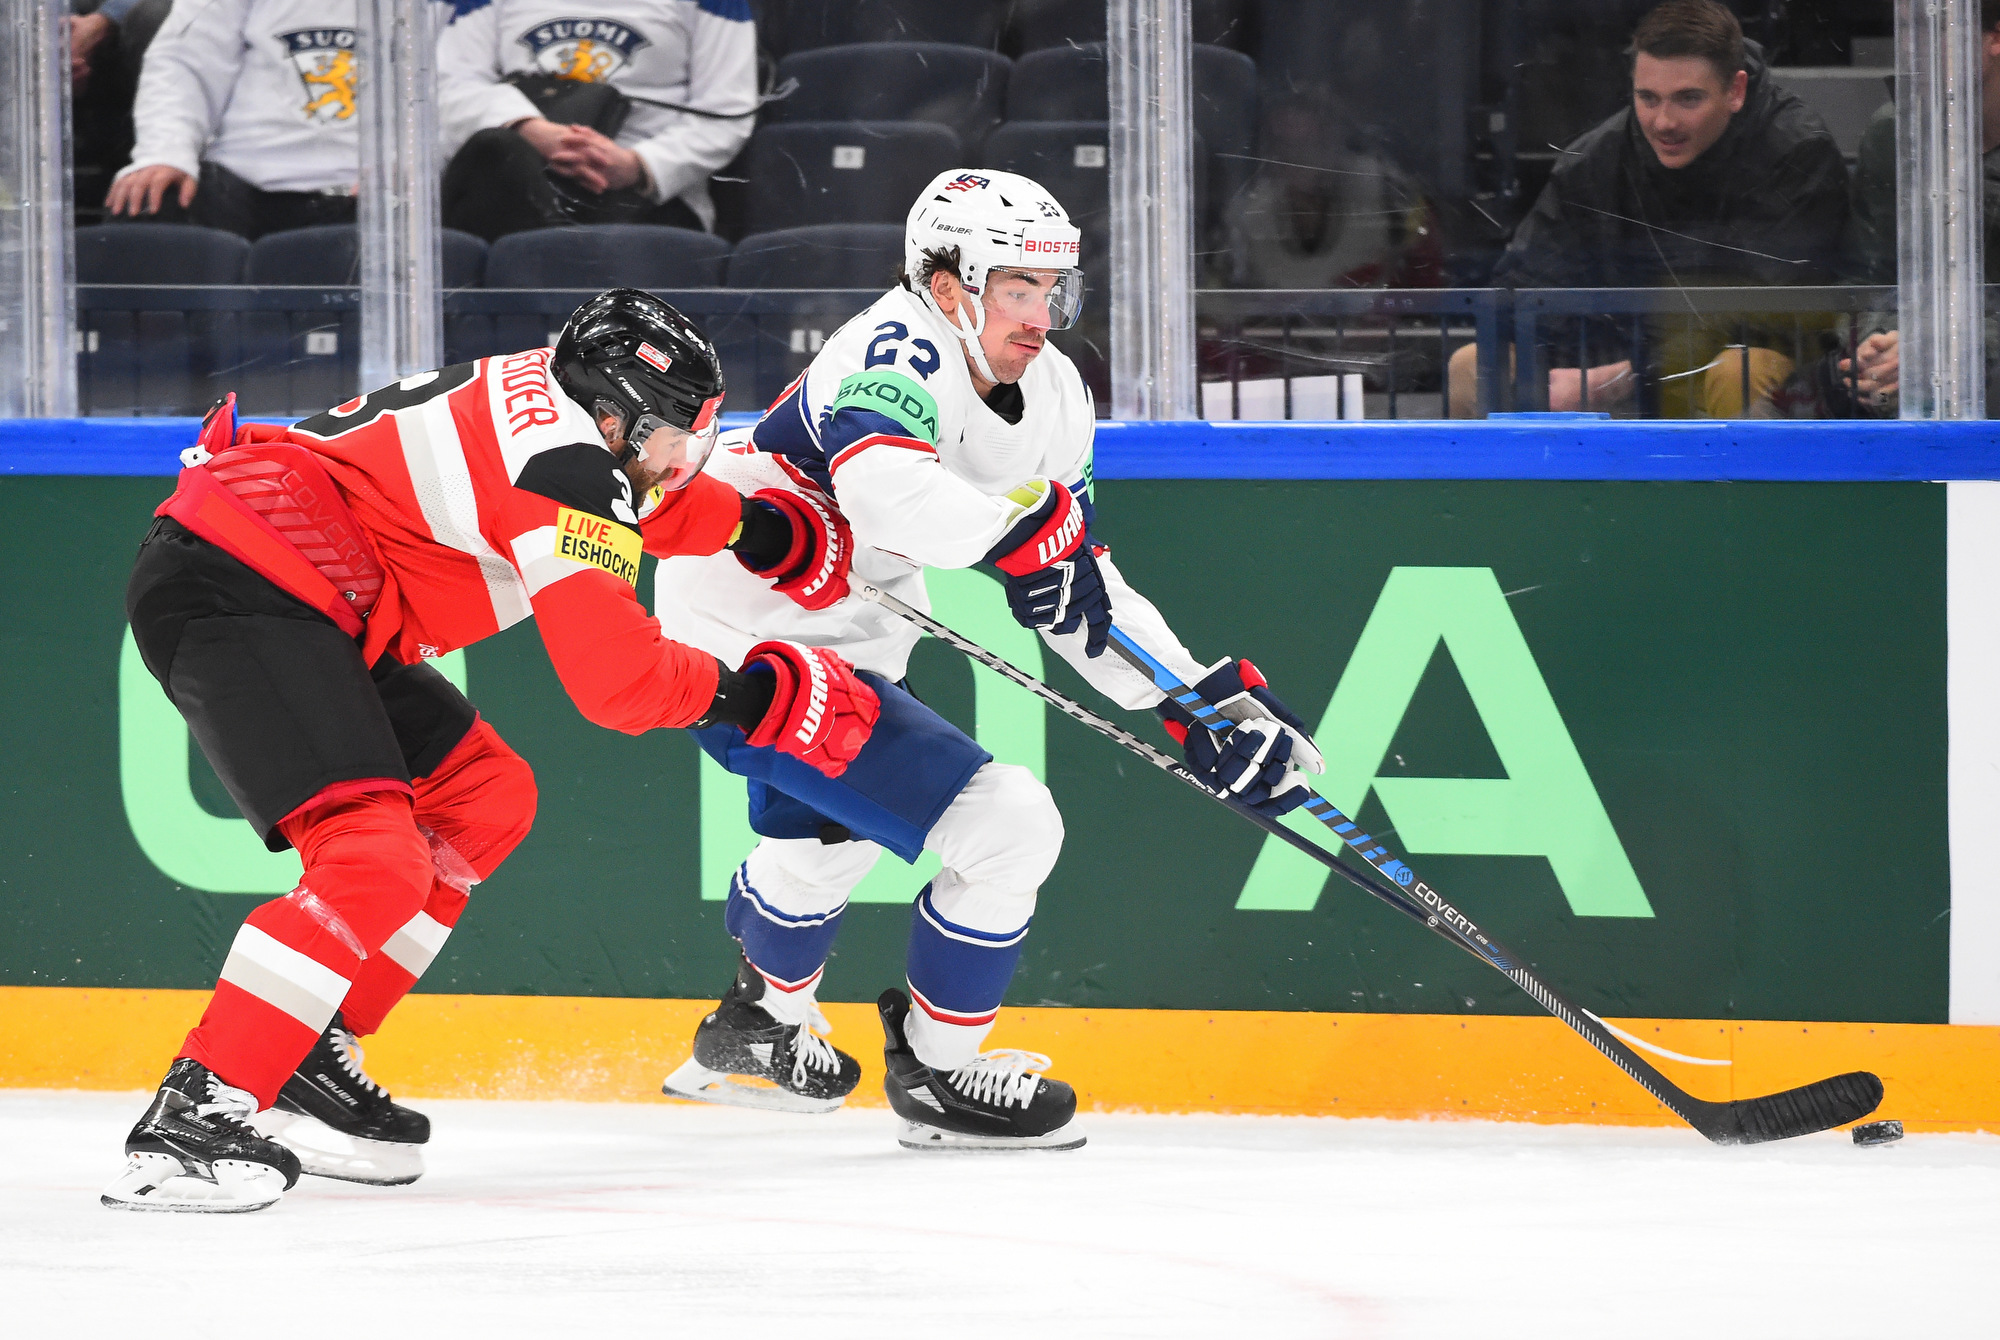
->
[[4, 415, 1999, 482]]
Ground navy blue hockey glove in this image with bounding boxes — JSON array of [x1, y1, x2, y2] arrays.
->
[[1158, 658, 1326, 818], [985, 479, 1112, 657]]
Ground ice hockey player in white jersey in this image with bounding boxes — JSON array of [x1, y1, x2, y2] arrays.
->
[[651, 169, 1326, 1150]]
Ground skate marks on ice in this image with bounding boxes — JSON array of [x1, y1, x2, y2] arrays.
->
[[5, 1092, 1998, 1339]]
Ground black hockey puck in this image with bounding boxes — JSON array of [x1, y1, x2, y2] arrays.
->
[[1852, 1119, 1904, 1146]]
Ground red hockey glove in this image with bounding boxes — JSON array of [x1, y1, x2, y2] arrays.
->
[[742, 640, 880, 778], [737, 487, 852, 611]]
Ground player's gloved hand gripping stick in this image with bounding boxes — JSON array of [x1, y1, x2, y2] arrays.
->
[[1156, 657, 1324, 819], [852, 581, 1884, 1146], [983, 479, 1112, 657]]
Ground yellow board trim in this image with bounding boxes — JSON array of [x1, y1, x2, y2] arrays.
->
[[4, 985, 1997, 1132]]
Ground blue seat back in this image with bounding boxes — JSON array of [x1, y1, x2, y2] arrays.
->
[[747, 122, 962, 231], [1007, 44, 1246, 231], [1006, 44, 1106, 122], [76, 225, 249, 416], [773, 43, 1009, 148], [485, 225, 732, 288], [778, 0, 1005, 54], [1009, 0, 1251, 52], [726, 224, 906, 288], [76, 223, 248, 284], [244, 225, 489, 288]]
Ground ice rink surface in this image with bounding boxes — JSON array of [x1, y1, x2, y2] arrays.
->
[[4, 1090, 1995, 1338]]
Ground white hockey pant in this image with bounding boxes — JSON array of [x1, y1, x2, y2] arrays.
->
[[727, 763, 1062, 1069]]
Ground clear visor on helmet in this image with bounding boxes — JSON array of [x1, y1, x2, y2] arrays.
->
[[630, 392, 722, 492], [978, 267, 1085, 332]]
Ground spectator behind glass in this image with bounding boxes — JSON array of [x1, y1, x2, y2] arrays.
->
[[70, 0, 136, 89], [1210, 93, 1442, 291], [1447, 0, 1848, 418], [104, 0, 362, 240], [1832, 0, 2000, 413], [438, 0, 757, 242]]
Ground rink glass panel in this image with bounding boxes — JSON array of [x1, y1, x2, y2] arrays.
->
[[0, 475, 1946, 1024], [1177, 1, 1908, 420], [62, 0, 1912, 423]]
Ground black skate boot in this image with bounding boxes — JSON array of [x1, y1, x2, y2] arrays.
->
[[662, 954, 861, 1114], [101, 1057, 302, 1213], [257, 1012, 429, 1186], [878, 989, 1085, 1151]]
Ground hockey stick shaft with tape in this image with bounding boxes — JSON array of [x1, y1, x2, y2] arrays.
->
[[851, 581, 1881, 1144], [1096, 624, 1881, 1144]]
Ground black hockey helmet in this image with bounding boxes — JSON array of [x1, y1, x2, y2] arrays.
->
[[552, 288, 725, 490]]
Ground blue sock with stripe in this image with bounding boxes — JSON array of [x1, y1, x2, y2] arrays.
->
[[904, 881, 1030, 1035], [724, 862, 845, 993]]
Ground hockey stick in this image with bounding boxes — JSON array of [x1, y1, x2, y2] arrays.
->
[[853, 581, 1883, 1145]]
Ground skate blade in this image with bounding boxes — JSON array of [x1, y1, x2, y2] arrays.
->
[[661, 1058, 844, 1115], [896, 1119, 1087, 1152], [253, 1109, 424, 1186], [100, 1150, 286, 1213]]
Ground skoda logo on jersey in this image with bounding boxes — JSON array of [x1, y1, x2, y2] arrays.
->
[[517, 18, 650, 82], [280, 30, 358, 124]]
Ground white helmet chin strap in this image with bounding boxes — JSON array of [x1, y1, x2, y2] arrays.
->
[[928, 280, 999, 385]]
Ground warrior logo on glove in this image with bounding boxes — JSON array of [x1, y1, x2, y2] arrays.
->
[[984, 479, 1112, 657], [741, 640, 880, 778]]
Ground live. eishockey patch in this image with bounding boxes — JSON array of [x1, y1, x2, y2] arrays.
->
[[555, 507, 641, 586]]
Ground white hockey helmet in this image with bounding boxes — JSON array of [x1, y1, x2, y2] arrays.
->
[[905, 169, 1085, 381]]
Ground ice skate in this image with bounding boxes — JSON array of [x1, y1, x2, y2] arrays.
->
[[663, 954, 862, 1114], [878, 988, 1085, 1151], [253, 1012, 429, 1186], [101, 1057, 302, 1213]]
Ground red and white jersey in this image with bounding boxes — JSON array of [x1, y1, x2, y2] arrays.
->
[[278, 348, 743, 732]]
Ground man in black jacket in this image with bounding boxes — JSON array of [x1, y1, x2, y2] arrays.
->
[[1448, 0, 1847, 417]]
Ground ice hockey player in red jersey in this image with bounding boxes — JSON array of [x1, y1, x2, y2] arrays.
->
[[102, 288, 877, 1213]]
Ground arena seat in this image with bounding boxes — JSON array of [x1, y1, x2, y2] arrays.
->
[[726, 224, 906, 289], [1008, 0, 1250, 52], [484, 224, 729, 289], [477, 225, 733, 365], [772, 43, 1010, 148], [977, 121, 1116, 252], [1007, 44, 1248, 235], [75, 225, 250, 416], [76, 223, 249, 284], [1005, 44, 1107, 122], [725, 224, 904, 408], [242, 225, 488, 288], [746, 122, 961, 231], [778, 0, 1005, 54], [1009, 42, 1254, 154], [237, 226, 490, 412]]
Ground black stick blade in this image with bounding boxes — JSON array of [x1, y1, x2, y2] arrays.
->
[[1708, 1071, 1885, 1145]]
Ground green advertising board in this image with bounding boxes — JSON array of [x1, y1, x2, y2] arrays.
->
[[0, 477, 1948, 1023]]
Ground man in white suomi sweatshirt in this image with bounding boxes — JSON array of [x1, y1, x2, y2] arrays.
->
[[438, 0, 757, 241], [106, 0, 361, 240]]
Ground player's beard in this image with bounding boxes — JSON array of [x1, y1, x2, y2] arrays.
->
[[985, 326, 1046, 385]]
